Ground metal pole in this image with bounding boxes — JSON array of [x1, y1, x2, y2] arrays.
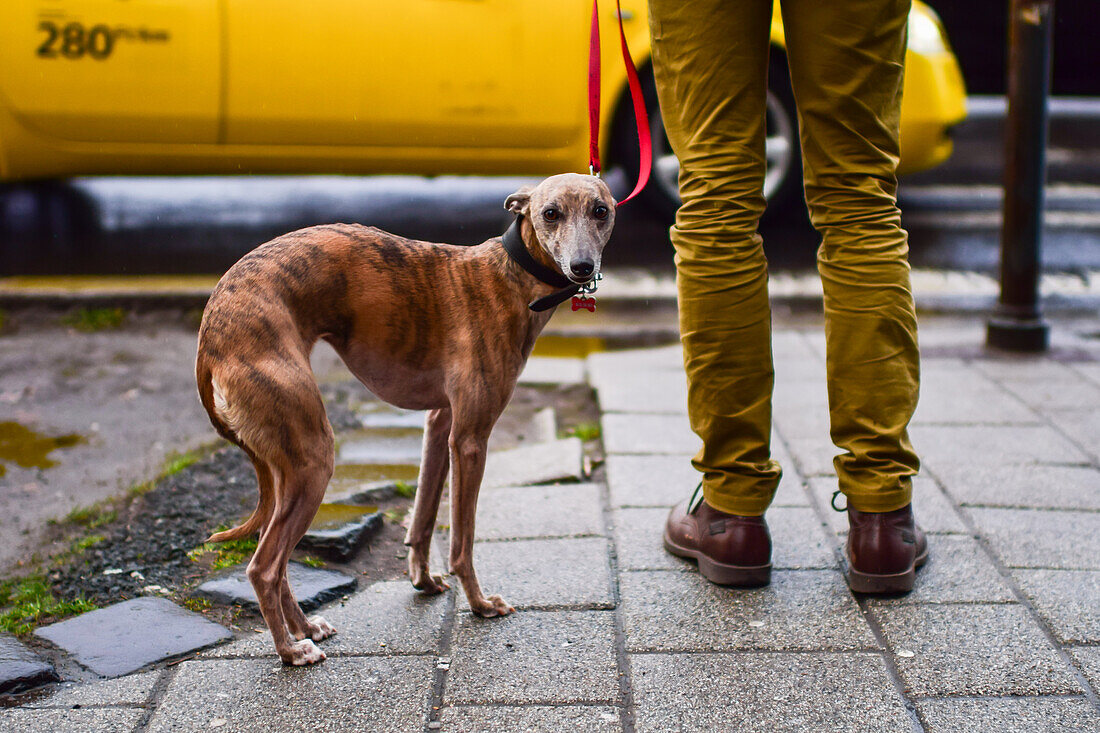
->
[[986, 0, 1054, 352]]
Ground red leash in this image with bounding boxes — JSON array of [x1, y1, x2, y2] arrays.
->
[[588, 0, 652, 206]]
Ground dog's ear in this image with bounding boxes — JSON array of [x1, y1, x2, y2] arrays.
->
[[504, 186, 533, 215]]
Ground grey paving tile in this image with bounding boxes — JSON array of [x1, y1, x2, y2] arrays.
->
[[1068, 645, 1100, 692], [620, 570, 876, 652], [996, 373, 1100, 412], [784, 436, 839, 478], [476, 483, 603, 540], [917, 696, 1099, 733], [606, 451, 807, 510], [336, 426, 423, 464], [606, 454, 699, 508], [602, 413, 699, 456], [445, 611, 619, 704], [808, 477, 967, 536], [25, 670, 159, 708], [870, 604, 1082, 696], [482, 438, 584, 489], [440, 705, 621, 732], [912, 366, 1038, 425], [204, 580, 447, 658], [591, 367, 687, 414], [35, 597, 232, 678], [518, 356, 586, 385], [612, 507, 834, 573], [0, 708, 145, 733], [1013, 569, 1100, 643], [1048, 408, 1100, 462], [586, 344, 683, 373], [966, 507, 1100, 569], [147, 656, 433, 732], [771, 381, 832, 440], [931, 462, 1100, 510], [910, 424, 1090, 468], [971, 358, 1081, 383], [197, 562, 357, 612], [0, 634, 57, 694], [631, 652, 912, 733], [457, 537, 613, 611], [868, 536, 1015, 605]]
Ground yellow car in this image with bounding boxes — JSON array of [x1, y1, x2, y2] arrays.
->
[[0, 0, 965, 216]]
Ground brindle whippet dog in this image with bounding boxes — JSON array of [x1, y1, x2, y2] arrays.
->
[[196, 174, 615, 665]]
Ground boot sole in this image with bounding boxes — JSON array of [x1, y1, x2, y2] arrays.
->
[[846, 543, 929, 595], [663, 531, 771, 587]]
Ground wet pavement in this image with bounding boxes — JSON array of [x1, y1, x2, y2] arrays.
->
[[1, 314, 1098, 731]]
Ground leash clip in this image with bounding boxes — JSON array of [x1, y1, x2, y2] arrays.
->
[[579, 272, 602, 295]]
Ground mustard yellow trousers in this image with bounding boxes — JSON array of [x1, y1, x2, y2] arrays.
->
[[648, 0, 921, 514]]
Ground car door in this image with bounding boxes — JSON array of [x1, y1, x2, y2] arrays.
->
[[0, 0, 221, 144], [223, 0, 588, 153]]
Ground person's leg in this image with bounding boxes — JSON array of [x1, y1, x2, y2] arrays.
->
[[780, 0, 921, 513], [648, 0, 781, 517]]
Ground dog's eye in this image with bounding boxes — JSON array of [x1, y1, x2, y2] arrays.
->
[[594, 205, 609, 220], [543, 208, 560, 222]]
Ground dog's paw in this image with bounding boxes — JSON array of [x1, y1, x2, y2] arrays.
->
[[282, 639, 326, 666], [307, 615, 336, 642], [411, 571, 451, 595], [471, 594, 515, 618]]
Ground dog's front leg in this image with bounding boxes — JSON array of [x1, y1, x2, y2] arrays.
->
[[405, 406, 451, 593], [448, 421, 514, 617]]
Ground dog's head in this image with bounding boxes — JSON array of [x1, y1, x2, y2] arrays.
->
[[504, 173, 616, 284]]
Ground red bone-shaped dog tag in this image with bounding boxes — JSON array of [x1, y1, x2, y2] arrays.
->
[[572, 295, 596, 312]]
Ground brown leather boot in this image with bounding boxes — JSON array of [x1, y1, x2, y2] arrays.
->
[[845, 504, 928, 594], [663, 487, 771, 587]]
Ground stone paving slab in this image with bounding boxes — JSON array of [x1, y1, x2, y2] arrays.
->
[[146, 656, 434, 732], [591, 368, 687, 414], [197, 562, 358, 611], [35, 597, 232, 678], [929, 462, 1100, 510], [783, 436, 839, 478], [808, 477, 968, 536], [445, 610, 619, 704], [1013, 569, 1100, 643], [440, 705, 621, 732], [912, 367, 1038, 425], [1068, 645, 1100, 692], [336, 427, 424, 465], [631, 652, 912, 733], [24, 670, 159, 708], [0, 634, 58, 694], [916, 696, 1100, 732], [0, 707, 145, 733], [1048, 408, 1100, 462], [612, 507, 835, 573], [994, 371, 1100, 412], [586, 344, 683, 373], [606, 454, 699, 508], [910, 424, 1090, 468], [620, 570, 876, 652], [518, 356, 586, 385], [868, 536, 1016, 605], [770, 381, 830, 440], [870, 603, 1082, 696], [965, 507, 1100, 569], [300, 503, 383, 561], [481, 438, 585, 489], [457, 537, 613, 611], [475, 483, 603, 540], [601, 413, 699, 456], [204, 580, 447, 658]]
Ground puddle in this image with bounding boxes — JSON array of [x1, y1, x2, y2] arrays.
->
[[309, 503, 379, 531], [0, 421, 85, 478], [531, 335, 608, 359], [330, 463, 420, 485], [337, 427, 424, 465]]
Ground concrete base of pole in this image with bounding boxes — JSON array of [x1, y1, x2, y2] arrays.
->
[[986, 315, 1051, 352]]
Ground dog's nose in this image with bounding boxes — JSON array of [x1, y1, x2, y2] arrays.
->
[[570, 259, 594, 279]]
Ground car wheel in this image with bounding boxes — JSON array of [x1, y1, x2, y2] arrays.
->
[[615, 52, 803, 223]]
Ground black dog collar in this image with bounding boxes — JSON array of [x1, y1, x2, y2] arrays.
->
[[501, 216, 583, 312]]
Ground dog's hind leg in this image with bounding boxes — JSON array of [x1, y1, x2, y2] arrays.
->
[[405, 407, 452, 594]]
